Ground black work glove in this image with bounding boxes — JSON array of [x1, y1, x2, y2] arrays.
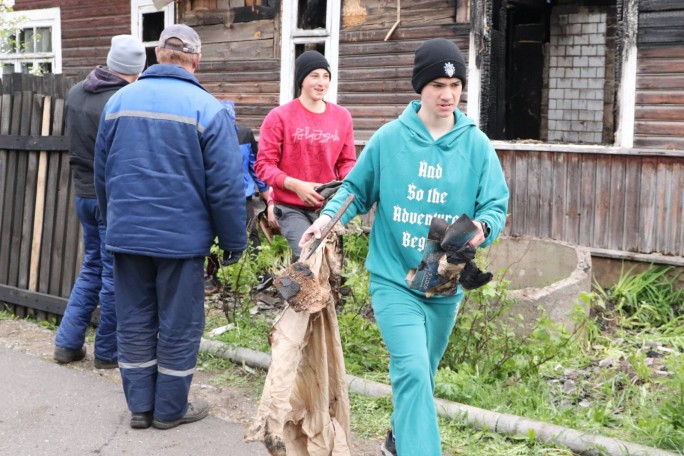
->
[[444, 244, 476, 265], [314, 180, 343, 201], [458, 261, 493, 290], [222, 250, 242, 267]]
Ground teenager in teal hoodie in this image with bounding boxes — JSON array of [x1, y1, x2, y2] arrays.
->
[[301, 39, 509, 455]]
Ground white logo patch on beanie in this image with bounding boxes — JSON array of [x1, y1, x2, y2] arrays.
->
[[444, 62, 456, 78]]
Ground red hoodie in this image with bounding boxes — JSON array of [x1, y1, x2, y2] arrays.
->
[[255, 98, 356, 209]]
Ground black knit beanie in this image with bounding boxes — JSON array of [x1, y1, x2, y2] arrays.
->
[[295, 50, 331, 88], [411, 38, 467, 94]]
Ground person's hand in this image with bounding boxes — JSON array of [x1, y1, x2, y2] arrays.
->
[[468, 221, 487, 248], [299, 214, 332, 248], [222, 250, 242, 266], [267, 204, 279, 229], [285, 178, 324, 207]]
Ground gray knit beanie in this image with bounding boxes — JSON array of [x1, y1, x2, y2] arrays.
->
[[411, 38, 467, 93], [107, 35, 146, 75]]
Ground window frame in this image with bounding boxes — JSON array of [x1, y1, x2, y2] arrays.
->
[[0, 7, 62, 76], [131, 0, 176, 49]]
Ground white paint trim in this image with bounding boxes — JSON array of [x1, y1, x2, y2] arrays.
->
[[279, 3, 296, 105], [615, 43, 637, 148], [466, 31, 480, 126]]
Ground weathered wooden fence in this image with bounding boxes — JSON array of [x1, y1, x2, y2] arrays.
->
[[0, 74, 80, 322]]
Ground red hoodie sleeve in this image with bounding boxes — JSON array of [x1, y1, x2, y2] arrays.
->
[[255, 109, 288, 189]]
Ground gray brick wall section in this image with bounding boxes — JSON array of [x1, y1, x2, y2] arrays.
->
[[548, 10, 607, 143]]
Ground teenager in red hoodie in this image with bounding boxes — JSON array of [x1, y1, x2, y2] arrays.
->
[[255, 50, 356, 260]]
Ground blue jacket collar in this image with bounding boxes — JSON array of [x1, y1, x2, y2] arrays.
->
[[139, 64, 206, 92]]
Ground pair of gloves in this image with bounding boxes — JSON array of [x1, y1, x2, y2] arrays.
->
[[443, 243, 493, 290]]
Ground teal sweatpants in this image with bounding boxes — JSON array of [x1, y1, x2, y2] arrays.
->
[[371, 281, 460, 456]]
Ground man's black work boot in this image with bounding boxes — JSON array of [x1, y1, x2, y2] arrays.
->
[[53, 346, 86, 364], [380, 429, 397, 456], [130, 411, 153, 429]]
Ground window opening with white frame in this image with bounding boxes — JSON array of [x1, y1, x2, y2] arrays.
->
[[0, 7, 62, 77], [131, 0, 175, 70]]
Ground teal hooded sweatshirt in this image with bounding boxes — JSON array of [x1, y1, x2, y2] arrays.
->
[[322, 101, 509, 304]]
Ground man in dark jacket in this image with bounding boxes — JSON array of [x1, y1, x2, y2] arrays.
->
[[94, 24, 246, 431], [54, 34, 145, 369]]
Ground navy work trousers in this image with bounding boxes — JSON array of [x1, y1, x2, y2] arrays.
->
[[55, 197, 116, 362], [113, 253, 205, 421]]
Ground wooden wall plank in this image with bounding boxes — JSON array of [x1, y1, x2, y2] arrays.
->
[[550, 153, 567, 240], [607, 157, 626, 251], [526, 152, 541, 237], [564, 154, 581, 244], [538, 151, 554, 237], [578, 156, 596, 246], [622, 159, 641, 252], [638, 157, 658, 252], [593, 156, 611, 249]]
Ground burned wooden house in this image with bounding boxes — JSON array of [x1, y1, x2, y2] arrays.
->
[[1, 0, 683, 315]]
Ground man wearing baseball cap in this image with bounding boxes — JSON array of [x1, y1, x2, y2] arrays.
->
[[95, 24, 246, 430], [300, 38, 509, 456]]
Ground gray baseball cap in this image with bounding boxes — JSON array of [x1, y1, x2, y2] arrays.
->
[[158, 24, 201, 54]]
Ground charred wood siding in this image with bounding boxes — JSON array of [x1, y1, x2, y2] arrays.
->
[[498, 146, 684, 262], [339, 0, 467, 141], [635, 4, 684, 150], [194, 20, 280, 135], [14, 0, 132, 77]]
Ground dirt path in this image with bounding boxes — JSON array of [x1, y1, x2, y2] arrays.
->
[[0, 317, 384, 456]]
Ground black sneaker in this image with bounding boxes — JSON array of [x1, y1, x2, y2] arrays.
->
[[380, 429, 397, 456], [94, 358, 119, 369], [152, 400, 209, 430], [130, 411, 153, 429], [54, 346, 86, 364]]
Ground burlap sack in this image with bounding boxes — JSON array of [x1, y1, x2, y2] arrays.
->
[[246, 230, 351, 456]]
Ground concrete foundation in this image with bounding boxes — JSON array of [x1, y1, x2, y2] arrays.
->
[[483, 236, 592, 334]]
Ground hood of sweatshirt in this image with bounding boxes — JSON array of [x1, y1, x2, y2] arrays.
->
[[82, 66, 129, 93], [397, 100, 476, 149]]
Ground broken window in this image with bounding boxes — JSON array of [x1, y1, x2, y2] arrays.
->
[[481, 0, 619, 145]]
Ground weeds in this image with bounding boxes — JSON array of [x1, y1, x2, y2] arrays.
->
[[202, 231, 684, 453]]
